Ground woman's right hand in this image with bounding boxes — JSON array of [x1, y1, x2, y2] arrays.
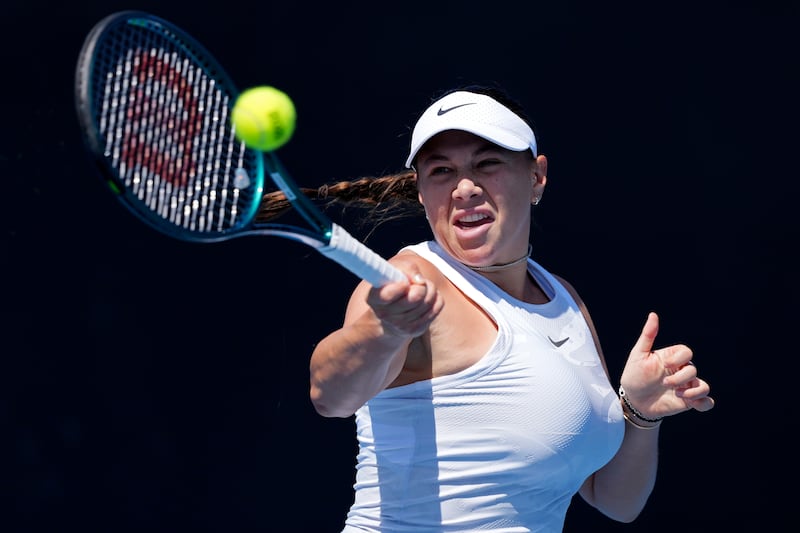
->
[[366, 262, 444, 338]]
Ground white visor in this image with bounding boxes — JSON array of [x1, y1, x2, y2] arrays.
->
[[405, 91, 537, 168]]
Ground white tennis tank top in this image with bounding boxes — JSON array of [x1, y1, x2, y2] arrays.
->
[[342, 241, 624, 532]]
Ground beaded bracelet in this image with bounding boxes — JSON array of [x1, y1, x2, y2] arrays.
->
[[621, 412, 661, 430], [619, 386, 663, 424]]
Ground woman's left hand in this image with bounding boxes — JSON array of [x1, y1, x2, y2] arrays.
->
[[619, 312, 715, 420]]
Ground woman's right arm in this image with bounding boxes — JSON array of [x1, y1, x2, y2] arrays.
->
[[309, 255, 443, 418]]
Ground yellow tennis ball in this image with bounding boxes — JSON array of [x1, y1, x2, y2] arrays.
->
[[231, 86, 296, 151]]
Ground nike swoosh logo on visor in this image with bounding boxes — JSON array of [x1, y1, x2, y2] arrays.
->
[[437, 102, 477, 115]]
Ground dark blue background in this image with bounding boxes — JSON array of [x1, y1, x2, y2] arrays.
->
[[4, 1, 796, 531]]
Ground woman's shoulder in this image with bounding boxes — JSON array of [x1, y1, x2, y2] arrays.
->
[[394, 245, 450, 286]]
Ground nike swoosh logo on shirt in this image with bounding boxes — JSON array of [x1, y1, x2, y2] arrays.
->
[[437, 102, 477, 115], [548, 336, 570, 348]]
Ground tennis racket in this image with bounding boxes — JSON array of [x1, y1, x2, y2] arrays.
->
[[74, 10, 405, 287]]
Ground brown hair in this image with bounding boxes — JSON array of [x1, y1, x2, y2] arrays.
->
[[255, 169, 422, 225]]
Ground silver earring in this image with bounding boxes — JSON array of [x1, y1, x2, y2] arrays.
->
[[533, 197, 540, 206]]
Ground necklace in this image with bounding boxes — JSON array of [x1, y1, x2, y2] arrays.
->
[[466, 244, 532, 273]]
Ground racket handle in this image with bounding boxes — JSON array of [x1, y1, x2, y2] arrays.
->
[[319, 224, 407, 287]]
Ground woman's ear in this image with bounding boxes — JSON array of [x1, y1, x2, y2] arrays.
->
[[417, 192, 431, 221], [416, 172, 430, 219], [532, 154, 548, 205], [414, 170, 424, 206]]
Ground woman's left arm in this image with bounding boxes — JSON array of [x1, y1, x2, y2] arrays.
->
[[580, 310, 715, 521], [554, 277, 714, 521]]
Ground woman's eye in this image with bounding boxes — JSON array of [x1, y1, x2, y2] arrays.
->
[[430, 166, 452, 175], [477, 159, 501, 168]]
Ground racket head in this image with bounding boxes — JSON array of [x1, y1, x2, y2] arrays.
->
[[75, 11, 264, 242]]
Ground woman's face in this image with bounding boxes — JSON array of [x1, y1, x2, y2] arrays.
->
[[414, 130, 546, 268]]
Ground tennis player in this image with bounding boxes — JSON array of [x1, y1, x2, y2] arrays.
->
[[306, 85, 715, 532]]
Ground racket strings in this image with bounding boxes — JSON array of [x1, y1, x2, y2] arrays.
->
[[93, 21, 257, 233]]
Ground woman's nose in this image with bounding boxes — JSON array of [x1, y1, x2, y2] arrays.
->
[[453, 176, 481, 200]]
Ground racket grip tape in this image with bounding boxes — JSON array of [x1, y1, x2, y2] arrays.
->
[[319, 224, 407, 287]]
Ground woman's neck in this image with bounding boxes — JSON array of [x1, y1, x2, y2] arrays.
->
[[465, 244, 532, 273]]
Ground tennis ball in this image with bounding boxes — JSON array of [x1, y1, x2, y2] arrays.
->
[[231, 86, 296, 151]]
